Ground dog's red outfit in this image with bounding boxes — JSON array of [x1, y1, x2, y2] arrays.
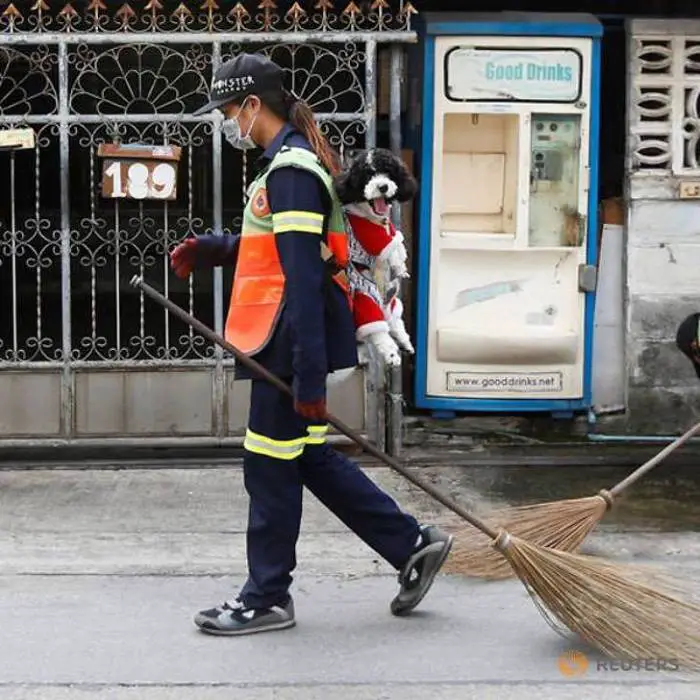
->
[[342, 205, 413, 366], [346, 212, 402, 262], [346, 211, 398, 339]]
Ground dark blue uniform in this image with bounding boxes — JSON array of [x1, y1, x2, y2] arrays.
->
[[195, 124, 420, 610], [195, 124, 357, 396]]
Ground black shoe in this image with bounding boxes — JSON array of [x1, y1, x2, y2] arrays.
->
[[390, 525, 453, 616], [194, 596, 295, 636]]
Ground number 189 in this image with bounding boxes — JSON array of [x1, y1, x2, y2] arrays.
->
[[105, 161, 177, 200]]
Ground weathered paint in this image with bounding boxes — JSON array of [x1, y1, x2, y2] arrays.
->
[[621, 19, 700, 432]]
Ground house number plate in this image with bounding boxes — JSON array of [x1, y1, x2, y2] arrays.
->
[[97, 143, 182, 201], [101, 159, 178, 200]]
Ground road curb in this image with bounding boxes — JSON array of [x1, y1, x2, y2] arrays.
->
[[3, 439, 700, 470]]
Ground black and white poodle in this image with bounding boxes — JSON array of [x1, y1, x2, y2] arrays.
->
[[334, 147, 418, 220], [331, 148, 418, 367]]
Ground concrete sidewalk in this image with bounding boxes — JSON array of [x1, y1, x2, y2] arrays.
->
[[1, 466, 699, 699]]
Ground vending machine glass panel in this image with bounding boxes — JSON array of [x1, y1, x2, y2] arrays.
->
[[529, 114, 583, 248]]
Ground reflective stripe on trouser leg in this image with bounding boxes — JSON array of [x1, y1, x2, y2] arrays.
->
[[305, 424, 328, 445], [243, 425, 329, 460], [239, 379, 330, 608], [245, 378, 328, 460], [243, 430, 307, 461]]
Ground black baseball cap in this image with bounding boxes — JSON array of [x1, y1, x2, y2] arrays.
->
[[193, 53, 284, 116], [676, 313, 700, 378]]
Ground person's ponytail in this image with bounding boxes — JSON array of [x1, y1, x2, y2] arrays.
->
[[284, 92, 342, 176]]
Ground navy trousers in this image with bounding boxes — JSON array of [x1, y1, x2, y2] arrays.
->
[[239, 379, 421, 609]]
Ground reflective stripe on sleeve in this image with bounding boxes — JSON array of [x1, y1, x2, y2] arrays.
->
[[272, 210, 324, 235]]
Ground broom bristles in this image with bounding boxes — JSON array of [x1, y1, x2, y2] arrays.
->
[[442, 494, 610, 580], [496, 531, 700, 670]]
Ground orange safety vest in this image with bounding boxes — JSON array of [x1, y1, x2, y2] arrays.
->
[[225, 146, 350, 356]]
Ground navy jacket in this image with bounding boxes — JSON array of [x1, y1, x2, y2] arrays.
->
[[195, 124, 358, 403]]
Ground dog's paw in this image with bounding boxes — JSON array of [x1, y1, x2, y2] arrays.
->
[[386, 242, 409, 279], [391, 260, 410, 280], [397, 334, 415, 355], [391, 326, 415, 354], [384, 298, 414, 354], [367, 331, 402, 367], [389, 320, 415, 354]]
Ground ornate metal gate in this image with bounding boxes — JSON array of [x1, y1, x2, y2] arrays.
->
[[0, 0, 416, 448]]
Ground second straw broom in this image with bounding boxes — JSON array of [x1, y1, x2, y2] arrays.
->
[[131, 274, 700, 670], [442, 421, 700, 581]]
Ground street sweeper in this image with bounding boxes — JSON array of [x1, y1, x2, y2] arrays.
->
[[168, 52, 453, 636]]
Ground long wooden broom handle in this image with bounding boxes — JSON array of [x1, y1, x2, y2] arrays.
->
[[608, 421, 700, 497], [130, 275, 500, 541]]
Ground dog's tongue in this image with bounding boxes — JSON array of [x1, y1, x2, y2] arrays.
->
[[372, 198, 390, 216]]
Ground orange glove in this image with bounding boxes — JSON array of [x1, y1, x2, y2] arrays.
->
[[294, 398, 327, 422], [170, 238, 199, 279]]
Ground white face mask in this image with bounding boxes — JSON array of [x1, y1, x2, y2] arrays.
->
[[222, 98, 257, 150]]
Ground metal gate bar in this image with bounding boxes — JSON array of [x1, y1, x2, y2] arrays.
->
[[5, 31, 414, 45], [211, 42, 226, 440], [387, 44, 405, 456], [58, 41, 72, 438]]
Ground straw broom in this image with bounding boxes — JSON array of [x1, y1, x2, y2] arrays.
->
[[443, 422, 700, 581], [132, 274, 700, 669]]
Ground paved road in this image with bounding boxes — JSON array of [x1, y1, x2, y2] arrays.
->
[[1, 466, 699, 699]]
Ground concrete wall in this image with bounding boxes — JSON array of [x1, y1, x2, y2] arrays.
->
[[618, 19, 700, 433], [625, 200, 700, 432]]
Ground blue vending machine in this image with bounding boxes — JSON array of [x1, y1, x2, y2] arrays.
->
[[412, 12, 603, 417]]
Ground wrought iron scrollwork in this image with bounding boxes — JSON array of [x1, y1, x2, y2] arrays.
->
[[0, 45, 59, 116], [68, 120, 217, 362], [221, 42, 367, 115], [1, 1, 418, 35], [319, 119, 367, 159], [69, 44, 212, 116], [0, 3, 410, 369], [0, 123, 63, 362]]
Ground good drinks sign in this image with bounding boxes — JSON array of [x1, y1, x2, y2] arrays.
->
[[446, 47, 582, 103]]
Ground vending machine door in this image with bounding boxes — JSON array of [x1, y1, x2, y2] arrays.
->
[[416, 28, 599, 411]]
